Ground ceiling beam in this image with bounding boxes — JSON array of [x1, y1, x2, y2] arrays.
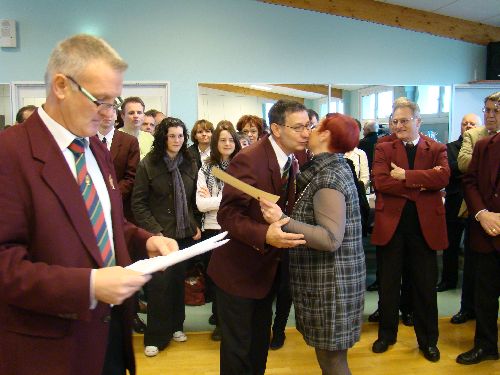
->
[[272, 84, 343, 99], [259, 0, 500, 45], [199, 83, 305, 103]]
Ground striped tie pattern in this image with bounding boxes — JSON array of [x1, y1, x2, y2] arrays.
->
[[68, 138, 115, 267]]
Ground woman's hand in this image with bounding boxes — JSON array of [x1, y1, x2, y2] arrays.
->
[[198, 186, 211, 198], [192, 226, 202, 241], [259, 198, 283, 224]]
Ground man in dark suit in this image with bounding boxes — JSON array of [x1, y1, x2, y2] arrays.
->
[[456, 131, 500, 365], [371, 98, 450, 362], [437, 113, 480, 292], [97, 109, 140, 223], [208, 100, 310, 375], [0, 34, 177, 375], [358, 119, 379, 171]]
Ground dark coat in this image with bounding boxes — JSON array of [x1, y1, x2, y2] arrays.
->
[[358, 131, 378, 171]]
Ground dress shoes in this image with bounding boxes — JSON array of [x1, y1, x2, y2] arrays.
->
[[420, 346, 440, 362], [456, 347, 499, 365], [208, 314, 216, 326], [368, 308, 380, 323], [372, 338, 396, 353], [211, 326, 222, 341], [450, 310, 475, 324], [436, 281, 455, 292], [270, 332, 286, 350], [367, 280, 379, 292], [401, 312, 414, 326], [133, 314, 146, 334]]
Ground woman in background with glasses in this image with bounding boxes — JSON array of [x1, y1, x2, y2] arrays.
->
[[132, 117, 202, 357], [236, 114, 264, 144]]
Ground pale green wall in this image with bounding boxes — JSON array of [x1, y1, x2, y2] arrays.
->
[[0, 0, 486, 127]]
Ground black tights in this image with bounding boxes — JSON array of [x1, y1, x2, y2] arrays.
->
[[315, 348, 351, 375]]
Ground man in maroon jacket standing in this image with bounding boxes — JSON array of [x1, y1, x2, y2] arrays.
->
[[208, 100, 310, 375], [456, 131, 500, 365], [370, 98, 449, 362], [0, 34, 177, 375]]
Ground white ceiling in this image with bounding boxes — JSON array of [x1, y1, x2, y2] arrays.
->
[[376, 0, 500, 26]]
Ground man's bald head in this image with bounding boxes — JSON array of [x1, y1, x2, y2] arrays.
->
[[460, 113, 481, 135]]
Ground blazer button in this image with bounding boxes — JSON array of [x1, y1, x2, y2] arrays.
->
[[102, 314, 111, 323]]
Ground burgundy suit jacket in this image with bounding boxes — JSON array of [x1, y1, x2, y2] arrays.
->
[[109, 130, 140, 222], [371, 137, 450, 250], [208, 135, 298, 299], [0, 113, 151, 375], [462, 133, 500, 253]]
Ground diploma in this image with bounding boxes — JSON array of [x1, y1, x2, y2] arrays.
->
[[127, 232, 229, 275], [212, 167, 280, 203]]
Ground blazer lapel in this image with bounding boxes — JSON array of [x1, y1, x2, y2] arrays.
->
[[413, 138, 431, 170], [28, 118, 103, 266], [262, 136, 282, 195], [486, 135, 500, 189], [110, 131, 121, 161], [392, 140, 410, 170]]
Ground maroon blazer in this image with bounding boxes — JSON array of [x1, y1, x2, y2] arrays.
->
[[0, 113, 151, 375], [109, 130, 140, 223], [208, 135, 298, 299], [463, 133, 500, 253], [371, 137, 450, 250]]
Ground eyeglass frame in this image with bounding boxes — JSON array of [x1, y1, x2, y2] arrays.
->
[[482, 106, 500, 114], [391, 117, 415, 126], [66, 75, 123, 111], [279, 122, 315, 133]]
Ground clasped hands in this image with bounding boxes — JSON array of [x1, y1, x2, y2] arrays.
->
[[94, 235, 179, 305], [477, 210, 500, 237], [259, 198, 305, 249]]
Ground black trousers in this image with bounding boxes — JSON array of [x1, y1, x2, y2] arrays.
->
[[144, 237, 192, 348], [378, 231, 438, 348], [272, 254, 292, 335], [459, 219, 476, 313], [474, 251, 500, 352], [102, 307, 126, 375], [440, 218, 465, 287], [216, 285, 275, 375]]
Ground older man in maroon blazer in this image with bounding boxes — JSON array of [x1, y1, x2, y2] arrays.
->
[[208, 100, 310, 375], [0, 34, 177, 375], [457, 131, 500, 365], [370, 98, 449, 362]]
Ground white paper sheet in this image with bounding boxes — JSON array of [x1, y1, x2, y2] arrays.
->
[[126, 231, 229, 275]]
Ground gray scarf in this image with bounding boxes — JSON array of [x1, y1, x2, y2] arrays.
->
[[163, 154, 190, 239], [201, 160, 230, 196]]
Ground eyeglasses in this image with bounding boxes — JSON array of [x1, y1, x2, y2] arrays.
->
[[167, 134, 184, 140], [280, 123, 315, 133], [391, 118, 414, 126], [66, 75, 123, 111], [482, 107, 500, 114]]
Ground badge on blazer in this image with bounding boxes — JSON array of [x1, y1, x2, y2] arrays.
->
[[108, 174, 115, 190]]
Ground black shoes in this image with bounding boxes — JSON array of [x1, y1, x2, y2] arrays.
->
[[436, 281, 456, 292], [368, 308, 380, 322], [211, 326, 221, 341], [208, 314, 216, 325], [367, 280, 379, 292], [372, 338, 396, 353], [456, 347, 499, 365], [420, 346, 440, 362], [450, 310, 475, 324], [133, 314, 146, 334], [401, 312, 414, 327], [270, 331, 286, 350]]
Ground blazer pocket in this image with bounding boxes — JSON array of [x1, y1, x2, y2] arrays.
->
[[5, 307, 70, 338]]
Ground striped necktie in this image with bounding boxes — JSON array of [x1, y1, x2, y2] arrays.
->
[[68, 138, 115, 267]]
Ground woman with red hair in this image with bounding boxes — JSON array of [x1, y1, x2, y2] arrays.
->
[[236, 114, 264, 144], [260, 113, 366, 375]]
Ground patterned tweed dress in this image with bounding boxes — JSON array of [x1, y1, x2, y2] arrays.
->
[[289, 152, 366, 351]]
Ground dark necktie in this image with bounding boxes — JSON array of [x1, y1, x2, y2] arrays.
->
[[102, 137, 107, 145], [68, 138, 115, 267], [281, 157, 292, 191], [405, 142, 415, 151]]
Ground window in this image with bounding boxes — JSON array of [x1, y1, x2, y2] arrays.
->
[[360, 87, 393, 121], [416, 85, 451, 116], [329, 98, 344, 114]]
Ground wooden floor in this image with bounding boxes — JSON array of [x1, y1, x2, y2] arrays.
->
[[134, 318, 500, 374]]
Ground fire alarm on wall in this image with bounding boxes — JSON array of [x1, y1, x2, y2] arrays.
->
[[1, 19, 17, 48]]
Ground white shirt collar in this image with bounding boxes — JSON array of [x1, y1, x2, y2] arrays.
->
[[97, 127, 114, 141], [38, 106, 90, 151], [269, 135, 290, 172], [403, 135, 420, 147]]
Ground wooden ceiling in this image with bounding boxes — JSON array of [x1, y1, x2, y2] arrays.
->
[[258, 0, 500, 45]]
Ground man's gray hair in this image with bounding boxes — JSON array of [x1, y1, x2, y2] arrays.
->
[[44, 34, 128, 94], [392, 97, 420, 118], [363, 120, 379, 133], [484, 91, 500, 104]]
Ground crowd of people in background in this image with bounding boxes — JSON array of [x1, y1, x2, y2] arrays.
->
[[1, 33, 499, 375]]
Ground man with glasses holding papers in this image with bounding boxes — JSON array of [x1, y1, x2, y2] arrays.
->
[[208, 100, 311, 375], [0, 34, 178, 375]]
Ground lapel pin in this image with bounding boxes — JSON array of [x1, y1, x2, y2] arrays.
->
[[109, 175, 116, 190]]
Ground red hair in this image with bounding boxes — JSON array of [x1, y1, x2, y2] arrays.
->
[[322, 113, 360, 153]]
